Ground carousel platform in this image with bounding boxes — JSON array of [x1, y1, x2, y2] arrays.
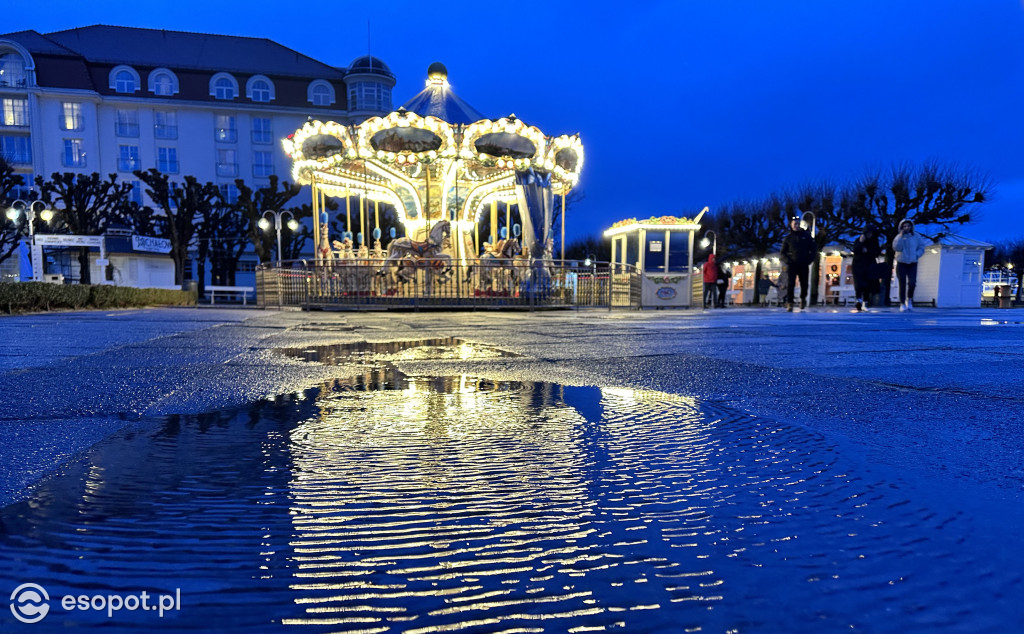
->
[[255, 259, 643, 310]]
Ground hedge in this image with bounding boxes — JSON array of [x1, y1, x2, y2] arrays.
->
[[0, 282, 196, 314]]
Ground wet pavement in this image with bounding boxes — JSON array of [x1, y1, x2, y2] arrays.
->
[[1, 305, 1022, 632]]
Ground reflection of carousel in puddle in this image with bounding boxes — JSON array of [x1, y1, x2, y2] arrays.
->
[[281, 63, 585, 304]]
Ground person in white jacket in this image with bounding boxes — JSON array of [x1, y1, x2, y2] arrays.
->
[[892, 219, 928, 312]]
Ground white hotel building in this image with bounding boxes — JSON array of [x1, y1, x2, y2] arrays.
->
[[0, 25, 394, 284]]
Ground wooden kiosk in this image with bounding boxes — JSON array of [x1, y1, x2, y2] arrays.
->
[[603, 214, 703, 308]]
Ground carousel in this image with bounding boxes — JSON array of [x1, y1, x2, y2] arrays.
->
[[279, 63, 585, 305]]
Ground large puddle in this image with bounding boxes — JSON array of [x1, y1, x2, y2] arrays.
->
[[1, 340, 1020, 632]]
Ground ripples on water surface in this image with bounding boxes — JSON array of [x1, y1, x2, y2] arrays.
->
[[1, 340, 1020, 632]]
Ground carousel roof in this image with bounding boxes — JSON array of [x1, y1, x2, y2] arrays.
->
[[284, 63, 583, 231], [400, 62, 486, 124]]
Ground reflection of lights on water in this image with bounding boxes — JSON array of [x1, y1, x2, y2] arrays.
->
[[602, 386, 698, 409]]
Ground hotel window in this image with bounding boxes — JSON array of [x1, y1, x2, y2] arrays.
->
[[110, 66, 140, 94], [219, 183, 240, 204], [148, 68, 178, 96], [128, 180, 143, 205], [60, 102, 83, 131], [0, 53, 28, 87], [247, 76, 274, 103], [10, 173, 33, 200], [118, 144, 140, 172], [157, 147, 179, 174], [2, 98, 29, 127], [348, 82, 390, 111], [308, 81, 334, 106], [0, 135, 31, 163], [116, 109, 140, 137], [215, 115, 236, 142], [154, 111, 177, 139], [216, 149, 237, 177], [62, 139, 86, 168], [211, 74, 238, 100], [252, 117, 272, 144], [253, 151, 274, 177]]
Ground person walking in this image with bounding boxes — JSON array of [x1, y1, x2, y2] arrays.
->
[[702, 253, 718, 308], [892, 219, 928, 312], [851, 226, 882, 311], [780, 216, 817, 312], [716, 262, 731, 308]]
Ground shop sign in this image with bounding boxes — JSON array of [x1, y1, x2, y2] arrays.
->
[[132, 235, 172, 254]]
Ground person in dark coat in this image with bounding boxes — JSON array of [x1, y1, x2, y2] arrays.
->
[[780, 216, 817, 312], [716, 262, 731, 308], [851, 226, 882, 311]]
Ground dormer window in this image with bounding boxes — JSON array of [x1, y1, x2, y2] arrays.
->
[[246, 75, 274, 103], [0, 52, 28, 88], [308, 80, 335, 106], [109, 66, 141, 94], [148, 68, 179, 96], [210, 73, 238, 100]]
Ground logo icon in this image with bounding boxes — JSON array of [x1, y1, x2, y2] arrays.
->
[[10, 583, 50, 623]]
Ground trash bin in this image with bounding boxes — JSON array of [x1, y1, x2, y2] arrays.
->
[[997, 285, 1012, 309], [181, 280, 198, 294]]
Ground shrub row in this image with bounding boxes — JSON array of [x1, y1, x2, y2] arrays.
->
[[0, 282, 196, 314]]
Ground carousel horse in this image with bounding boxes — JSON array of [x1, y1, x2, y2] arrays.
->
[[328, 234, 357, 292], [478, 236, 523, 291], [317, 222, 333, 262], [377, 220, 453, 285], [332, 236, 355, 260]]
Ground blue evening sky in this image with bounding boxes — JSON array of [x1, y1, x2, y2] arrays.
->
[[7, 0, 1024, 244]]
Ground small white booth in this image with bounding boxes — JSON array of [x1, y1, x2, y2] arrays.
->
[[889, 234, 991, 307], [603, 214, 702, 308], [818, 245, 855, 305]]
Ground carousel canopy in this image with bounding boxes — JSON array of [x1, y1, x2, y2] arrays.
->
[[284, 64, 584, 253], [401, 62, 485, 124]]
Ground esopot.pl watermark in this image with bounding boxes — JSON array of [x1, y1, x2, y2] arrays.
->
[[10, 583, 181, 623]]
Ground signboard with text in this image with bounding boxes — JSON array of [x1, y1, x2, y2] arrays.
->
[[132, 235, 172, 254], [33, 235, 104, 248]]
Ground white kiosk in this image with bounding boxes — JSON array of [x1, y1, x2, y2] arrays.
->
[[603, 213, 703, 308], [889, 234, 991, 307]]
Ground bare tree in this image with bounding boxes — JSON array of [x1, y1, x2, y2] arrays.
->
[[844, 162, 991, 303], [0, 157, 25, 268], [564, 234, 611, 262], [135, 169, 220, 285], [37, 172, 134, 285]]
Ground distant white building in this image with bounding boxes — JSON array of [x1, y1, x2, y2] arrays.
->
[[890, 234, 992, 308], [0, 25, 395, 285]]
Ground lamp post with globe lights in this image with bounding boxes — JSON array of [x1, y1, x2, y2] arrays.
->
[[259, 209, 299, 265], [6, 198, 54, 282]]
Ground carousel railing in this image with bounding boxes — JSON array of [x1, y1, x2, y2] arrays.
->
[[255, 259, 641, 310]]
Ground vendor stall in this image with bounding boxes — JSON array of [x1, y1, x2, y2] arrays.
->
[[603, 214, 703, 308], [818, 246, 855, 305]]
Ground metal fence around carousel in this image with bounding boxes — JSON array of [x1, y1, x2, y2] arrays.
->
[[255, 259, 641, 310]]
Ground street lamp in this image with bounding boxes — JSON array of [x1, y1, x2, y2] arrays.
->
[[6, 198, 54, 283], [5, 199, 54, 239], [259, 209, 299, 265], [801, 211, 816, 238], [700, 230, 717, 255]]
